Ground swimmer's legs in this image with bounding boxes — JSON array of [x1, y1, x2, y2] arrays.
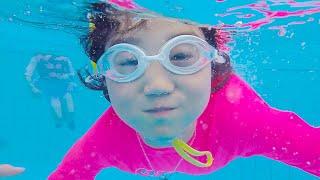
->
[[64, 93, 75, 130], [64, 93, 74, 113], [50, 97, 63, 127]]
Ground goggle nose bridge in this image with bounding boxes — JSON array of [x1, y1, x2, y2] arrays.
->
[[141, 53, 167, 64]]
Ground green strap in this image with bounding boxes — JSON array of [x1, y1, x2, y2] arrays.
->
[[172, 138, 214, 167]]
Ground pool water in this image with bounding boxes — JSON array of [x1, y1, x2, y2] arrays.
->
[[0, 0, 319, 179]]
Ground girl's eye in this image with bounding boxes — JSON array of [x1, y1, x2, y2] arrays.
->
[[119, 58, 138, 66], [114, 51, 138, 66], [170, 53, 192, 61]]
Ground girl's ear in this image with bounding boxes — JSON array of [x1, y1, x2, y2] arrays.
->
[[215, 51, 227, 64]]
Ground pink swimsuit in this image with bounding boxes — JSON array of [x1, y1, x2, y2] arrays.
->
[[49, 74, 320, 179]]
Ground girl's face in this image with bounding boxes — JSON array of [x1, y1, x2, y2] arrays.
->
[[106, 18, 212, 147]]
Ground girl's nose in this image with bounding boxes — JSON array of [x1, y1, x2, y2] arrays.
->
[[143, 61, 175, 97]]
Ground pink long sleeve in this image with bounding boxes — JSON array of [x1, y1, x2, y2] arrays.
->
[[243, 108, 320, 176], [48, 109, 114, 180], [220, 75, 320, 177]]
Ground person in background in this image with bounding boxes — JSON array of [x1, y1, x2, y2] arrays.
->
[[25, 54, 77, 129]]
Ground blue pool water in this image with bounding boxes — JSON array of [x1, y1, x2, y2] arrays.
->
[[0, 0, 319, 179]]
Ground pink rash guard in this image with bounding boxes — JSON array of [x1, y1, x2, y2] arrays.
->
[[49, 73, 320, 179]]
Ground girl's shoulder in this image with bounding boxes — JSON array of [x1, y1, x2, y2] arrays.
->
[[94, 106, 135, 137]]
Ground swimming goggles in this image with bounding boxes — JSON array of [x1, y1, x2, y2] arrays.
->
[[97, 35, 219, 83]]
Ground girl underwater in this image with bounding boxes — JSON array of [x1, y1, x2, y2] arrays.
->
[[49, 3, 320, 179]]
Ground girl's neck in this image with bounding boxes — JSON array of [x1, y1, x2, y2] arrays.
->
[[143, 122, 197, 148]]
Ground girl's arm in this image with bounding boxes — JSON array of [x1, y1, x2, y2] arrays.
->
[[227, 75, 320, 177], [241, 107, 320, 177], [48, 110, 113, 180]]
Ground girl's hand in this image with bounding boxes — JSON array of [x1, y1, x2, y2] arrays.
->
[[0, 164, 25, 177]]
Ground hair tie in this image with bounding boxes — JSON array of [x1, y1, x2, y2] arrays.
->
[[88, 13, 96, 32]]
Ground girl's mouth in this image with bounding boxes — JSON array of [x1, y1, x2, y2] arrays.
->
[[144, 107, 177, 116], [144, 107, 176, 113]]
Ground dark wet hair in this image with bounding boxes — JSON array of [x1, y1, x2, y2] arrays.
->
[[79, 3, 233, 102]]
